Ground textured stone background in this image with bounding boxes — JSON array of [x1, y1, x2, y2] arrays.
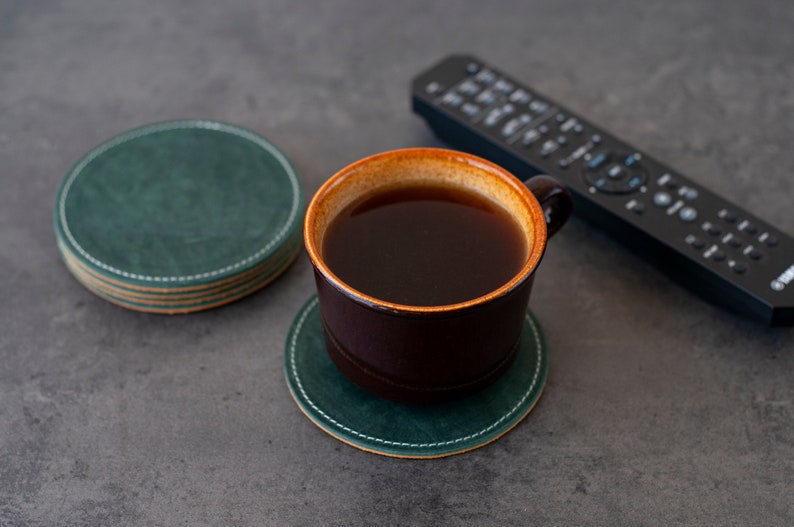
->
[[1, 1, 792, 525]]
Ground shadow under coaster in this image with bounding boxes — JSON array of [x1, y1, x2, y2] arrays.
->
[[284, 296, 548, 458]]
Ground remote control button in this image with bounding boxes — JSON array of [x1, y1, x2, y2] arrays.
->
[[559, 118, 578, 133], [583, 170, 611, 190], [624, 154, 639, 167], [501, 114, 532, 137], [593, 177, 608, 189], [538, 124, 550, 135], [529, 100, 549, 115], [567, 144, 590, 162], [494, 79, 514, 93], [653, 191, 673, 207], [509, 89, 530, 104], [588, 152, 607, 169], [717, 208, 738, 223], [573, 123, 584, 134], [625, 199, 645, 214], [568, 144, 591, 163], [679, 206, 698, 222], [607, 165, 625, 179], [737, 220, 758, 235], [466, 62, 480, 75], [703, 245, 720, 260], [702, 222, 721, 236], [678, 186, 699, 201], [540, 140, 559, 157], [743, 246, 763, 260], [483, 109, 501, 127], [521, 129, 541, 145], [666, 200, 684, 216], [729, 260, 747, 274], [723, 234, 742, 248], [441, 92, 464, 107], [425, 82, 444, 95], [503, 103, 514, 113], [759, 232, 778, 247], [458, 79, 481, 95], [627, 175, 645, 190], [559, 159, 570, 168], [461, 102, 481, 117], [556, 135, 567, 146], [555, 113, 566, 124], [656, 173, 677, 189], [713, 250, 727, 262], [476, 89, 497, 105], [475, 69, 496, 84], [484, 106, 513, 127], [591, 134, 602, 145], [686, 235, 706, 249]]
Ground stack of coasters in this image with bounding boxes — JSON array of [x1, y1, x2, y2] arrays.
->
[[54, 120, 304, 314]]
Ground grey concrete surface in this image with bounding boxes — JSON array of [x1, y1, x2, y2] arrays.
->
[[2, 1, 793, 525]]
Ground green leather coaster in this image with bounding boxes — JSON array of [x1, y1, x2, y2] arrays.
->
[[284, 296, 548, 458], [54, 120, 303, 289], [58, 233, 301, 314]]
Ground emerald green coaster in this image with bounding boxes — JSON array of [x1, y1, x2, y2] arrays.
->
[[58, 234, 301, 314], [54, 120, 303, 290], [284, 296, 548, 458]]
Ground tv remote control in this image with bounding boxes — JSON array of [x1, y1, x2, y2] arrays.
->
[[412, 54, 793, 326]]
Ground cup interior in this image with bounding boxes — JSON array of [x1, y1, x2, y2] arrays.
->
[[304, 148, 548, 311]]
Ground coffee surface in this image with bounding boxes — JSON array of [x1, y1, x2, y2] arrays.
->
[[323, 183, 527, 306]]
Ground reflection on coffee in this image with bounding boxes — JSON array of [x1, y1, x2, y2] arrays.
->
[[323, 183, 528, 306]]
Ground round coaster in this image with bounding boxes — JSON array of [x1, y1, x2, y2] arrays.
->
[[54, 120, 303, 289], [284, 296, 548, 458]]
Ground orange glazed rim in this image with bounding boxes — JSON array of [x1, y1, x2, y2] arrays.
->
[[304, 148, 548, 314]]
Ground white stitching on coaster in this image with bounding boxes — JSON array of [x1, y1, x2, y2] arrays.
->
[[58, 120, 302, 282], [288, 297, 544, 451]]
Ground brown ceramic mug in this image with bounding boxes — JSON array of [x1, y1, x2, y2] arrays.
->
[[304, 148, 572, 403]]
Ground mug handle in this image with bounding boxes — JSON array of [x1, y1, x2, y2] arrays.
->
[[524, 175, 573, 238]]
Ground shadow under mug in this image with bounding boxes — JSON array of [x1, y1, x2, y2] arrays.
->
[[304, 148, 572, 403]]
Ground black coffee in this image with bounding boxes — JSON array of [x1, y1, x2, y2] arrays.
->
[[323, 183, 527, 306]]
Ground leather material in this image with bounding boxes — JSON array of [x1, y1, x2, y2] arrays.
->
[[284, 296, 548, 458], [53, 120, 304, 313]]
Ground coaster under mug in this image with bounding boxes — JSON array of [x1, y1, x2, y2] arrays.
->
[[284, 296, 548, 458]]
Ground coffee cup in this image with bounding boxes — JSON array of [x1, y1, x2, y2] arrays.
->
[[304, 148, 572, 403]]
